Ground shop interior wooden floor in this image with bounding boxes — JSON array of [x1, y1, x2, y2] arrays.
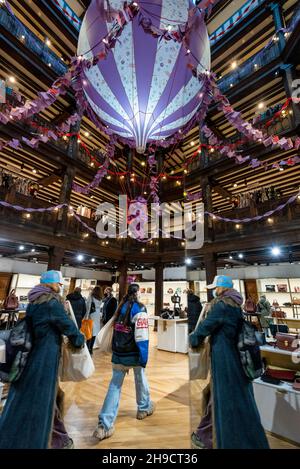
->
[[62, 331, 298, 449], [62, 331, 190, 449]]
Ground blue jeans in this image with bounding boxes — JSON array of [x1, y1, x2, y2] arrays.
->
[[99, 367, 151, 431]]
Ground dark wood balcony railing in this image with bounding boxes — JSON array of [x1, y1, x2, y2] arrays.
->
[[186, 113, 295, 173], [209, 196, 300, 242], [0, 7, 67, 76]]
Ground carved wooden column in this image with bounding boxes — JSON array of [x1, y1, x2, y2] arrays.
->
[[118, 260, 128, 301], [48, 246, 65, 271], [204, 252, 217, 302], [201, 176, 214, 242]]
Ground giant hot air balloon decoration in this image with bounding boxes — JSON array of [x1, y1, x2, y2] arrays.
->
[[77, 0, 211, 153]]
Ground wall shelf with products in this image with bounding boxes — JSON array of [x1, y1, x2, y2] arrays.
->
[[75, 278, 97, 299], [163, 281, 189, 310], [10, 274, 71, 310], [257, 279, 300, 318], [193, 279, 245, 303], [136, 282, 155, 317]]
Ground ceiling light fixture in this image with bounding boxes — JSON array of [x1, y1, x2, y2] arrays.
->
[[271, 246, 281, 256]]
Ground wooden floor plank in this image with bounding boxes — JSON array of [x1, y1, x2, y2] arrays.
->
[[62, 331, 298, 449], [62, 331, 190, 449]]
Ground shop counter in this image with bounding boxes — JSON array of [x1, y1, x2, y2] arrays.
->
[[149, 316, 188, 354], [253, 377, 300, 444], [254, 344, 300, 445]]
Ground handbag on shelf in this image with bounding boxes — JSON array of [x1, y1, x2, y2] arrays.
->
[[3, 289, 19, 311], [277, 284, 288, 293], [189, 303, 210, 381], [292, 297, 300, 305], [160, 309, 174, 319], [260, 373, 282, 385], [272, 300, 280, 308], [94, 315, 114, 352], [167, 288, 174, 294], [271, 310, 286, 318], [293, 379, 300, 391], [269, 323, 289, 338], [294, 287, 300, 293], [275, 332, 300, 352], [266, 285, 276, 292], [265, 367, 296, 382], [244, 298, 257, 314]]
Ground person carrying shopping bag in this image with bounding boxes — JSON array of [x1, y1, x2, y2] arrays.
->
[[189, 275, 269, 449], [0, 271, 85, 449], [86, 286, 103, 355], [93, 283, 154, 442]]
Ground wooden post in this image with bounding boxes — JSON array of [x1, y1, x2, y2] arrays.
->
[[204, 252, 217, 302], [154, 262, 164, 315], [118, 260, 128, 301], [201, 176, 214, 242], [48, 246, 65, 271], [153, 262, 164, 331]]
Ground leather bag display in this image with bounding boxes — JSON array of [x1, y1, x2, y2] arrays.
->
[[275, 332, 300, 352], [3, 289, 19, 311], [265, 367, 296, 382], [271, 310, 286, 318], [244, 298, 256, 313]]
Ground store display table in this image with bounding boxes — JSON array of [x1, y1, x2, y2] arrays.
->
[[265, 316, 300, 330], [253, 377, 300, 444], [260, 345, 300, 372], [149, 316, 188, 354]]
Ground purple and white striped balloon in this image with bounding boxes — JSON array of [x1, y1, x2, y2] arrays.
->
[[78, 0, 210, 153]]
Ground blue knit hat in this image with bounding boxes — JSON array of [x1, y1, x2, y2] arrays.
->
[[206, 275, 233, 289], [40, 270, 64, 285]]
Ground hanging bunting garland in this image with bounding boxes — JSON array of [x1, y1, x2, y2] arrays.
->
[[206, 191, 300, 223], [0, 113, 81, 151]]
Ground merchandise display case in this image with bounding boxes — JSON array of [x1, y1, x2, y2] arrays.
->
[[193, 279, 245, 303], [257, 278, 300, 318], [75, 278, 97, 299], [163, 281, 189, 309], [253, 345, 300, 444], [136, 282, 155, 317], [10, 274, 72, 310], [10, 274, 40, 310]]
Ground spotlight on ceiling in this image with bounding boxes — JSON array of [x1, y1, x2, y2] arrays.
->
[[19, 245, 25, 251], [271, 247, 281, 256], [77, 254, 84, 261], [238, 253, 243, 259], [185, 258, 192, 265]]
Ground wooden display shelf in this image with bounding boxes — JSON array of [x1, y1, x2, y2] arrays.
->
[[260, 345, 300, 372], [265, 316, 300, 330]]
